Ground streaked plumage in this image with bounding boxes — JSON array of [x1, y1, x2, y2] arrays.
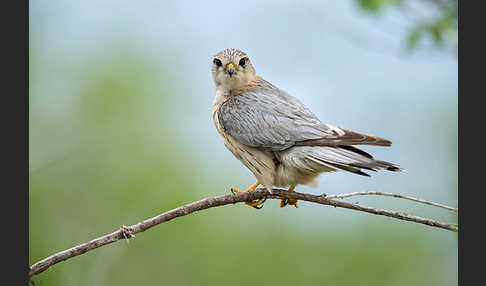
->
[[211, 48, 401, 205]]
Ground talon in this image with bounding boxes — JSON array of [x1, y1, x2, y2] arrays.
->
[[245, 199, 265, 208], [231, 182, 265, 209], [252, 196, 267, 209], [280, 184, 299, 208], [253, 203, 264, 210], [288, 199, 299, 208]]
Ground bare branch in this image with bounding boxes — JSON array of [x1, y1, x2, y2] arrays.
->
[[29, 188, 458, 277], [326, 191, 458, 211]]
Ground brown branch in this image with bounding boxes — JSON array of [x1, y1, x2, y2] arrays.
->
[[29, 188, 458, 277], [325, 191, 458, 211]]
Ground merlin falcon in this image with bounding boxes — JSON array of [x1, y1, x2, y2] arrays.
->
[[211, 48, 402, 209]]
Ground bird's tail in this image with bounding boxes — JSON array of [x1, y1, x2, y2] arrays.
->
[[305, 145, 403, 177]]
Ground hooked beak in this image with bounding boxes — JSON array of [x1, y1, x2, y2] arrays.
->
[[226, 63, 235, 77]]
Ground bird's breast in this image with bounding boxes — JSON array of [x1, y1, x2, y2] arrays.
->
[[212, 97, 277, 188]]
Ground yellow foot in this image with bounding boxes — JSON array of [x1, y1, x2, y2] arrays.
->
[[288, 199, 298, 208], [280, 185, 299, 208], [245, 198, 267, 209], [279, 199, 298, 208], [231, 182, 266, 209]]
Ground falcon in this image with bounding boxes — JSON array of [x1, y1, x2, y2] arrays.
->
[[211, 48, 401, 209]]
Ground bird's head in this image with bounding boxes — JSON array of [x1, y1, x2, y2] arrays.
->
[[211, 48, 257, 91]]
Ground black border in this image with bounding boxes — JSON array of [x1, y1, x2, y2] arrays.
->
[[458, 1, 478, 285], [3, 0, 29, 284]]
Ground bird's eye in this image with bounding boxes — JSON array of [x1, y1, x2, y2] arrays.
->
[[213, 58, 222, 67], [239, 57, 247, 67]]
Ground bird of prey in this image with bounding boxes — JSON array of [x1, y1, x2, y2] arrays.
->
[[211, 48, 402, 209]]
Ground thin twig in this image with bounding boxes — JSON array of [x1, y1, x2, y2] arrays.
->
[[29, 188, 458, 277], [325, 191, 458, 211]]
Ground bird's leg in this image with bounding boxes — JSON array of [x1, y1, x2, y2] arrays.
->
[[231, 181, 260, 194], [231, 181, 266, 209], [280, 184, 298, 208]]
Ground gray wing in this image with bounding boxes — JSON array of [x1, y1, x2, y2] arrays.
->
[[218, 83, 337, 151], [218, 81, 391, 151]]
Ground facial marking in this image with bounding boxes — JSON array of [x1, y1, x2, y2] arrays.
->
[[211, 49, 257, 90]]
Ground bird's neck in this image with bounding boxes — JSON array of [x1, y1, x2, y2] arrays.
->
[[213, 75, 263, 108]]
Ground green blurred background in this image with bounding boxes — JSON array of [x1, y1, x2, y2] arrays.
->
[[29, 1, 457, 285]]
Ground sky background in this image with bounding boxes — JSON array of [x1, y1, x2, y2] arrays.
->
[[30, 1, 457, 285]]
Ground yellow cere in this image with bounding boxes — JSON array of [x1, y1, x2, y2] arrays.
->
[[226, 63, 235, 71]]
